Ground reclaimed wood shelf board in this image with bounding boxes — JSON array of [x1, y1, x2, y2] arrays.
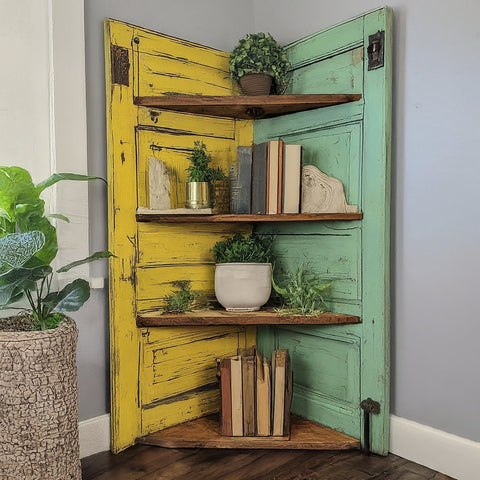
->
[[136, 414, 360, 450], [136, 309, 361, 327], [133, 94, 362, 119], [136, 208, 363, 223]]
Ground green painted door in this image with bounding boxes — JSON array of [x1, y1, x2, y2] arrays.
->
[[256, 7, 392, 455]]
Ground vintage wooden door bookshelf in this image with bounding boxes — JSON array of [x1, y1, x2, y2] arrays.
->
[[105, 7, 391, 455]]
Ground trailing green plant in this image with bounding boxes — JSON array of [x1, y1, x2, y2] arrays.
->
[[272, 263, 333, 315], [0, 166, 113, 330], [185, 141, 227, 183], [212, 233, 274, 263], [162, 280, 204, 313], [229, 32, 291, 93]]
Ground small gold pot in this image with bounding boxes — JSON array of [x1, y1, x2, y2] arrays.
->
[[186, 182, 210, 209]]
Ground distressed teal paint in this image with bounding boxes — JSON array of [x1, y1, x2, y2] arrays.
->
[[255, 7, 392, 455]]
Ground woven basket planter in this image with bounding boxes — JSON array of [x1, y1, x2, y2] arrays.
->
[[0, 317, 81, 480]]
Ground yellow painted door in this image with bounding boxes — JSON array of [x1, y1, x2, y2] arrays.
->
[[105, 19, 254, 452]]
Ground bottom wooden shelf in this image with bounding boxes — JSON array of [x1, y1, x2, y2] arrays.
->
[[136, 414, 360, 450]]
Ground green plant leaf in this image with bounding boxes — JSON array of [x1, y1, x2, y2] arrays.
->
[[35, 173, 106, 193], [0, 231, 45, 273], [47, 213, 70, 223], [57, 250, 114, 273], [0, 265, 52, 306], [43, 278, 90, 313]]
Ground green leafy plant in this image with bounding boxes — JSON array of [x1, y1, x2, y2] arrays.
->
[[229, 32, 291, 93], [185, 141, 226, 183], [162, 280, 200, 313], [272, 263, 333, 315], [212, 233, 274, 263], [0, 166, 113, 330]]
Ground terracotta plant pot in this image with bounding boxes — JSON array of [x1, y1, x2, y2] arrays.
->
[[215, 263, 272, 311], [0, 317, 81, 479], [239, 73, 273, 95]]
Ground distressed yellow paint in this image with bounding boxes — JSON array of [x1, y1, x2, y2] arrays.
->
[[106, 19, 255, 452], [106, 19, 142, 453], [142, 328, 245, 404], [137, 128, 237, 208], [137, 223, 251, 266]]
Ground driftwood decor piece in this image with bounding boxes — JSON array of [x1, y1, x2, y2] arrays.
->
[[148, 157, 171, 210], [301, 165, 358, 214]]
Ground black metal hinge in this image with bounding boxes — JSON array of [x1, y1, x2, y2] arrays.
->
[[111, 44, 130, 86], [360, 398, 381, 454], [367, 30, 385, 70]]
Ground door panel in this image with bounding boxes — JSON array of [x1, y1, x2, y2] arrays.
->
[[256, 8, 391, 454]]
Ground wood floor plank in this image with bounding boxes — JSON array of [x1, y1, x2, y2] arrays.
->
[[81, 447, 457, 480]]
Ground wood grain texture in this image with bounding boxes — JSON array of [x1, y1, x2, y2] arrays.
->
[[137, 309, 361, 326], [136, 208, 363, 223], [134, 94, 362, 119], [136, 415, 360, 450]]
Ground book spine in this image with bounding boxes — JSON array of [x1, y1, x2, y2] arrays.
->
[[251, 142, 268, 214], [282, 144, 302, 214], [242, 354, 256, 436], [277, 140, 284, 214], [283, 352, 293, 435], [229, 164, 240, 214], [266, 140, 279, 214], [230, 355, 243, 436], [237, 146, 252, 214], [256, 357, 272, 436], [220, 358, 233, 436], [272, 349, 287, 436]]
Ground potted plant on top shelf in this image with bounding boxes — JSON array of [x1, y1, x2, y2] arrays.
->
[[0, 166, 112, 480], [229, 32, 291, 95], [185, 141, 229, 212], [212, 233, 274, 311]]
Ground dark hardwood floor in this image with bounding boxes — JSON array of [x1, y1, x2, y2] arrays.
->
[[81, 445, 455, 480]]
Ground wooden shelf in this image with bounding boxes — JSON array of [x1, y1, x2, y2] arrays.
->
[[137, 308, 360, 327], [136, 209, 363, 223], [136, 414, 360, 450], [134, 94, 362, 119]]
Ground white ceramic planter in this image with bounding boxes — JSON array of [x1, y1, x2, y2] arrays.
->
[[215, 263, 272, 312]]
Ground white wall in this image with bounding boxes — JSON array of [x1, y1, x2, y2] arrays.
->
[[254, 0, 480, 443]]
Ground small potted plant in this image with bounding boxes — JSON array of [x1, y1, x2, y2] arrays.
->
[[212, 233, 274, 311], [185, 141, 229, 211], [272, 263, 333, 315], [229, 32, 291, 95], [0, 166, 112, 479]]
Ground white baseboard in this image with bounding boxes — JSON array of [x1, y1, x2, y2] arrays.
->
[[390, 415, 480, 480], [79, 414, 110, 459]]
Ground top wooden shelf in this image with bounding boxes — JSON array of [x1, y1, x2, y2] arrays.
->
[[133, 94, 362, 119]]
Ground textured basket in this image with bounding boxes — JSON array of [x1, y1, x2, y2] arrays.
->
[[239, 73, 273, 95], [0, 317, 81, 480]]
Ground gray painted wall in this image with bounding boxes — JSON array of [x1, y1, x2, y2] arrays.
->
[[83, 0, 480, 444]]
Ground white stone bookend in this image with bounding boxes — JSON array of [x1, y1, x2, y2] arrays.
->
[[148, 157, 171, 210], [301, 165, 358, 214]]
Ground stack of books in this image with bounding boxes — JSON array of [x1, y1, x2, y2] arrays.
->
[[219, 346, 293, 437], [230, 142, 302, 215]]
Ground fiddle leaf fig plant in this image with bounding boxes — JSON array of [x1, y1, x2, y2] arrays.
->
[[229, 32, 291, 93], [0, 166, 113, 331]]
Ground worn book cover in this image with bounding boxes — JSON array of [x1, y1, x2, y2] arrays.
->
[[230, 355, 243, 436], [251, 142, 268, 214], [272, 349, 288, 436], [219, 357, 233, 436], [256, 354, 272, 436], [282, 144, 302, 214], [230, 146, 252, 214]]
